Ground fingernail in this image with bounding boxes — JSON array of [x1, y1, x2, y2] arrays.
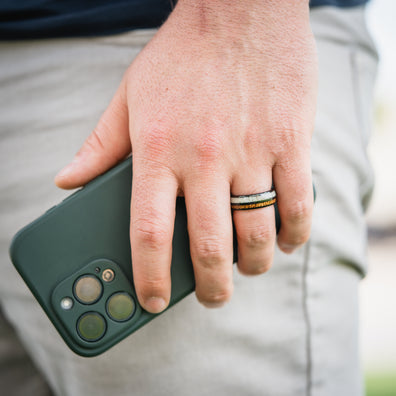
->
[[144, 297, 167, 314]]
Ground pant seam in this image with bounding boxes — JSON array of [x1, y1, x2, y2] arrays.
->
[[302, 241, 313, 396]]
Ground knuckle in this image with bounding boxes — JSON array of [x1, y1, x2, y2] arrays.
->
[[133, 219, 171, 250], [194, 237, 228, 268], [237, 224, 273, 249], [139, 125, 174, 162], [193, 133, 224, 166], [283, 199, 311, 226], [85, 127, 107, 154]]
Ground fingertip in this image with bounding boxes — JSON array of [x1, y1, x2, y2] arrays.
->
[[54, 162, 78, 189], [198, 300, 227, 309], [54, 158, 89, 189], [141, 296, 168, 314], [196, 284, 233, 309], [277, 242, 299, 254]]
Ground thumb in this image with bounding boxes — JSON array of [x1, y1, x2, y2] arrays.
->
[[55, 81, 131, 189]]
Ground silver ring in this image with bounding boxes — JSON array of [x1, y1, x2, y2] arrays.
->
[[231, 190, 277, 210]]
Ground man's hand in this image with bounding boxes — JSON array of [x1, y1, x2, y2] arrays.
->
[[55, 0, 317, 314]]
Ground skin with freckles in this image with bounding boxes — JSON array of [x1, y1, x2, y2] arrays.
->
[[55, 0, 317, 314]]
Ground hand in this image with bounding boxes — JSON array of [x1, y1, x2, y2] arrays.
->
[[55, 0, 317, 314]]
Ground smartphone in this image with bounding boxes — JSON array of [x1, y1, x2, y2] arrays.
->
[[9, 157, 281, 357]]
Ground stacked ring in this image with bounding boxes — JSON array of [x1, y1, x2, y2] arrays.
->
[[231, 190, 277, 210]]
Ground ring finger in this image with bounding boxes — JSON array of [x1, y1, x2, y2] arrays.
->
[[231, 168, 276, 275]]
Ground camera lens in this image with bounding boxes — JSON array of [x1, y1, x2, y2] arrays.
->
[[77, 312, 106, 342], [106, 292, 135, 322], [74, 275, 102, 305]]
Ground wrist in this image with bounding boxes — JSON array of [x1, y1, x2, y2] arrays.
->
[[172, 0, 310, 34]]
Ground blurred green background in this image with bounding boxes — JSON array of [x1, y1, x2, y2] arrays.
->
[[365, 373, 396, 396], [362, 1, 396, 395]]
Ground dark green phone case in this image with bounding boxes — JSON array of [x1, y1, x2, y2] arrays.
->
[[9, 157, 281, 357]]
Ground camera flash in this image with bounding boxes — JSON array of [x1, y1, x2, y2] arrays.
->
[[60, 297, 74, 310]]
